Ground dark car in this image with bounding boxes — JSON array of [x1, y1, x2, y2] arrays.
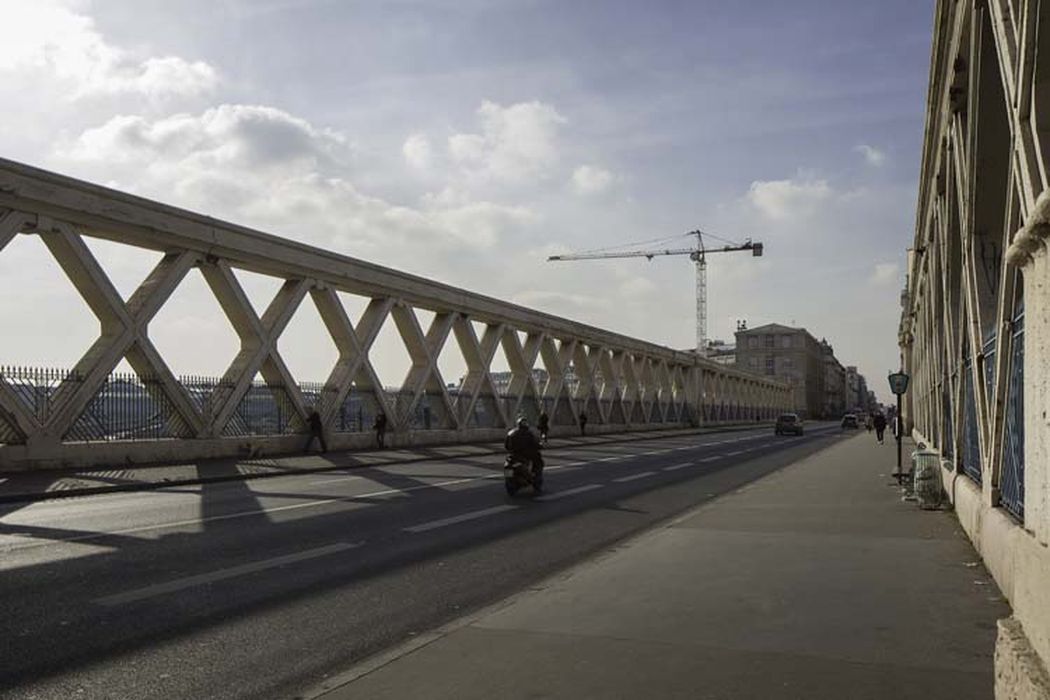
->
[[841, 413, 859, 429], [774, 413, 804, 436]]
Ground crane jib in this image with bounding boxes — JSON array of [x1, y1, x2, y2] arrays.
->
[[547, 234, 763, 355]]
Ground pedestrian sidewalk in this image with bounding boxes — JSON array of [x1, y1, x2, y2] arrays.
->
[[314, 434, 1010, 700], [0, 424, 759, 504]]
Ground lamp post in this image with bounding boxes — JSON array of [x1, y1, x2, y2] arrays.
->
[[888, 371, 911, 483]]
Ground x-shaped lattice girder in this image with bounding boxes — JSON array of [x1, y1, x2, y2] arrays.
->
[[24, 221, 204, 444], [570, 342, 604, 422], [389, 303, 458, 430], [309, 289, 395, 427], [539, 336, 578, 424], [500, 328, 544, 422], [199, 260, 310, 436], [0, 211, 50, 440], [451, 318, 507, 427]]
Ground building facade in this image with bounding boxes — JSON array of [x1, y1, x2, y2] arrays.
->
[[735, 324, 827, 418], [822, 341, 846, 419]]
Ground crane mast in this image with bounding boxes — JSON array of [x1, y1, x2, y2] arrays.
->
[[548, 230, 763, 356]]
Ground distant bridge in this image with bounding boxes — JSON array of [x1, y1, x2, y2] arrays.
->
[[0, 158, 790, 470]]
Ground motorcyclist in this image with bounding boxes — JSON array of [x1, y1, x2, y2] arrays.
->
[[505, 416, 544, 491]]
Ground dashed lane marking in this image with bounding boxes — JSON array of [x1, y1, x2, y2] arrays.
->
[[311, 475, 363, 485], [404, 504, 518, 533], [95, 541, 360, 607], [613, 471, 656, 483], [662, 462, 693, 472], [699, 455, 723, 463], [535, 484, 604, 502]]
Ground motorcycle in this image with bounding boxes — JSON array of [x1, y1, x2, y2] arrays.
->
[[503, 453, 541, 496]]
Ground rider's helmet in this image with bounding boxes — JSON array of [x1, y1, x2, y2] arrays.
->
[[516, 416, 529, 429]]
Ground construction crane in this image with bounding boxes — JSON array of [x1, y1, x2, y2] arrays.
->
[[548, 230, 763, 356]]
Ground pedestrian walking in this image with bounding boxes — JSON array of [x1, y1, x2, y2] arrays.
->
[[873, 412, 887, 444], [306, 410, 328, 453], [579, 410, 588, 436], [374, 411, 388, 448], [537, 410, 550, 445]]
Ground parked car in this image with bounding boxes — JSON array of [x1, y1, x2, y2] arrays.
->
[[774, 413, 804, 436], [841, 413, 859, 429]]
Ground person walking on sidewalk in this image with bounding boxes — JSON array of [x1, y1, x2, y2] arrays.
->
[[578, 410, 588, 436], [537, 410, 550, 445], [306, 410, 328, 453], [873, 412, 887, 444], [373, 411, 388, 448]]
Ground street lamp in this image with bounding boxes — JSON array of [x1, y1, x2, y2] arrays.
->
[[888, 371, 911, 483]]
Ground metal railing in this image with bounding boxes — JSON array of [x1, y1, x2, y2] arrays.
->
[[961, 351, 982, 484], [1000, 311, 1025, 520]]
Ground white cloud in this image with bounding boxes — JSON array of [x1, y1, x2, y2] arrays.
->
[[447, 100, 567, 184], [870, 262, 899, 285], [571, 164, 614, 195], [855, 144, 886, 167], [0, 0, 218, 99], [402, 133, 433, 169], [59, 105, 530, 255], [66, 105, 346, 170], [745, 175, 832, 221]]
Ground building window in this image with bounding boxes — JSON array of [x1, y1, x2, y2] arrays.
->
[[765, 356, 775, 375], [749, 356, 759, 368], [764, 334, 774, 348], [781, 335, 792, 348], [783, 357, 793, 369], [748, 337, 759, 349]]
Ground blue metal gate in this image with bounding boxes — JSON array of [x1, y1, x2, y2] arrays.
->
[[942, 375, 954, 459], [961, 344, 982, 484], [1000, 311, 1024, 520]]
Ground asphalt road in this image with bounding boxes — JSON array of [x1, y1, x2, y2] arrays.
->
[[0, 423, 847, 699]]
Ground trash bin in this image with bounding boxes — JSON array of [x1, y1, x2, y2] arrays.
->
[[912, 449, 944, 510]]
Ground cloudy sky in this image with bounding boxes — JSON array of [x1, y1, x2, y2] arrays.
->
[[0, 0, 932, 402]]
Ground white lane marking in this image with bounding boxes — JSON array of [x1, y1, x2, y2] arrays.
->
[[613, 471, 656, 483], [662, 462, 692, 472], [311, 475, 363, 485], [404, 504, 517, 533], [700, 455, 723, 463], [95, 542, 359, 607], [535, 484, 603, 502], [726, 450, 745, 456], [597, 456, 622, 462], [6, 433, 773, 550], [11, 476, 495, 550]]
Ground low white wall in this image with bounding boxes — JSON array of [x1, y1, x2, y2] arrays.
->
[[0, 420, 769, 471], [931, 446, 1050, 684]]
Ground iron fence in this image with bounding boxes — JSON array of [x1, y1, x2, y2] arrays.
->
[[961, 350, 982, 484], [1001, 311, 1025, 521], [942, 373, 954, 459]]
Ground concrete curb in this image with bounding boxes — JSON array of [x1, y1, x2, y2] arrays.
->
[[0, 423, 772, 505]]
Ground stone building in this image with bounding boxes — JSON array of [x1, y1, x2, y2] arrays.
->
[[735, 323, 827, 418], [822, 340, 846, 418]]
